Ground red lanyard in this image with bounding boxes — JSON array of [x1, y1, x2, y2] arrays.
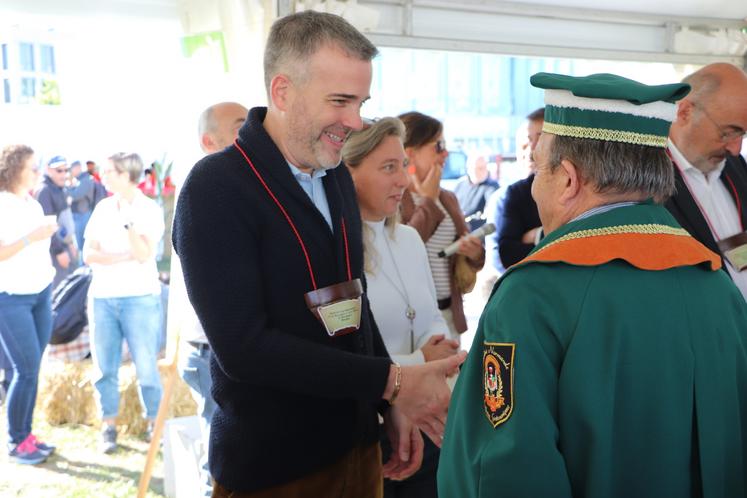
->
[[669, 150, 744, 240], [233, 140, 352, 290]]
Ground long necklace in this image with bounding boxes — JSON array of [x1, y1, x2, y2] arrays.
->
[[379, 228, 416, 353]]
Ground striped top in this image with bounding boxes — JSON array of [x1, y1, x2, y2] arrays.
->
[[417, 194, 456, 299]]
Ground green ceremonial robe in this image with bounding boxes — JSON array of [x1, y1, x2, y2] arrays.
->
[[438, 202, 747, 498]]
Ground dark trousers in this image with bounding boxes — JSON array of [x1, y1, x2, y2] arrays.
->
[[381, 430, 439, 498], [212, 443, 383, 498]]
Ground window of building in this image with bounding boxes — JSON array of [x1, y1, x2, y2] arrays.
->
[[40, 45, 55, 74], [3, 79, 10, 103], [20, 77, 36, 101], [1, 44, 7, 71], [19, 42, 35, 71]]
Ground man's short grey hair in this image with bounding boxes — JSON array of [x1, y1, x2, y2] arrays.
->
[[263, 10, 378, 94], [197, 106, 216, 138], [547, 135, 675, 200]]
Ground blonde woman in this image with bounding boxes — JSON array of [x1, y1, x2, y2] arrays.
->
[[344, 118, 459, 498], [84, 152, 164, 453]]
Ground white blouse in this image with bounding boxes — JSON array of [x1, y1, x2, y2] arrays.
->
[[364, 220, 449, 366], [0, 192, 55, 294], [84, 191, 164, 298]]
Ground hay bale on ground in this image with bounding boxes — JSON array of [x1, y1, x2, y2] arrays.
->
[[38, 359, 197, 435], [37, 360, 97, 426]]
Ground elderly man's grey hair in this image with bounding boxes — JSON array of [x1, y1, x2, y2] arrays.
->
[[547, 135, 675, 201]]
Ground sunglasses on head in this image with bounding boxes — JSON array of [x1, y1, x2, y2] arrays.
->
[[361, 117, 379, 130]]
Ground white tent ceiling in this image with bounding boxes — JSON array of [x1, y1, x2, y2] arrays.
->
[[483, 0, 745, 20], [3, 0, 746, 65], [323, 0, 747, 66], [4, 0, 746, 21]]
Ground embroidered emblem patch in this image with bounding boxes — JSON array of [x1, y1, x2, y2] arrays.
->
[[483, 342, 515, 428]]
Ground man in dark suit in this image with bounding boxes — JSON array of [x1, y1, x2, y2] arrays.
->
[[665, 63, 747, 301], [495, 108, 544, 270]]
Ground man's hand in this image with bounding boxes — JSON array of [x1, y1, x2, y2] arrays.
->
[[421, 335, 460, 362], [386, 351, 467, 447], [382, 406, 424, 481]]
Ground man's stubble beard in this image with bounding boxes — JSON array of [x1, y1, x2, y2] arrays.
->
[[286, 102, 341, 171]]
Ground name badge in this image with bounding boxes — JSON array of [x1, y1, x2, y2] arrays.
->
[[717, 232, 747, 271], [305, 279, 363, 337]]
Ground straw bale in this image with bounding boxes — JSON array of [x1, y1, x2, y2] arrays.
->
[[37, 360, 97, 426], [38, 360, 197, 435]]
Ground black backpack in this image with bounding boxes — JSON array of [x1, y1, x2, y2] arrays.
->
[[50, 266, 92, 345]]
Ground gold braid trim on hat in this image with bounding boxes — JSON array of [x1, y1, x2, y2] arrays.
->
[[543, 122, 668, 147], [539, 224, 689, 252]]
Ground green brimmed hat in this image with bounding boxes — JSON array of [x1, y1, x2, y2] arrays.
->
[[530, 72, 691, 148]]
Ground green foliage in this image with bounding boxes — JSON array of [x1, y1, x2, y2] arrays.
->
[[38, 79, 61, 105], [149, 156, 174, 202]]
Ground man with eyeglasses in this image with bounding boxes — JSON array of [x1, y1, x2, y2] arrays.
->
[[34, 155, 78, 288], [665, 63, 747, 302]]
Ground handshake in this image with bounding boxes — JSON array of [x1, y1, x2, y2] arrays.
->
[[380, 350, 467, 481]]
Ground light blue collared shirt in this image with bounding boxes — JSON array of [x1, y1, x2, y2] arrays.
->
[[571, 201, 640, 223], [287, 162, 333, 231]]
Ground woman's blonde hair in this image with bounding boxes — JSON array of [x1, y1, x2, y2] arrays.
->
[[342, 117, 406, 274], [108, 152, 144, 184]]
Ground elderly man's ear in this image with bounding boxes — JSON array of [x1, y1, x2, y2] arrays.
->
[[558, 159, 583, 205], [201, 133, 216, 152], [674, 98, 695, 126]]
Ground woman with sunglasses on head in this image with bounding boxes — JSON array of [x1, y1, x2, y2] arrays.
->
[[0, 145, 59, 465], [343, 117, 460, 498], [397, 112, 485, 340]]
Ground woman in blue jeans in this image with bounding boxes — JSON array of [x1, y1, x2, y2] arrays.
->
[[83, 152, 164, 453], [0, 145, 60, 464]]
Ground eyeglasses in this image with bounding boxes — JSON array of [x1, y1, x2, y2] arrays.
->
[[693, 102, 746, 143], [435, 139, 446, 154]]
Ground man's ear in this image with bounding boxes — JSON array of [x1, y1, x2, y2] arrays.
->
[[269, 74, 292, 112], [200, 133, 215, 154], [558, 158, 582, 204], [675, 98, 694, 125]]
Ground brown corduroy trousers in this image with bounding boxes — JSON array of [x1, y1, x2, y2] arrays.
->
[[212, 443, 383, 498]]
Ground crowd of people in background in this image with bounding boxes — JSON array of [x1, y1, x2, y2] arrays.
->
[[1, 9, 747, 498], [0, 148, 170, 464]]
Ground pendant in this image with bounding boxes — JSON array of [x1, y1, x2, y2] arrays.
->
[[406, 306, 416, 320]]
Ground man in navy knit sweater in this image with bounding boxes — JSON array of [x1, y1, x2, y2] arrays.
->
[[173, 11, 465, 498]]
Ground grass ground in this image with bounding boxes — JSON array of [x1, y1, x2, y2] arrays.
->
[[0, 403, 165, 497], [0, 380, 164, 498]]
